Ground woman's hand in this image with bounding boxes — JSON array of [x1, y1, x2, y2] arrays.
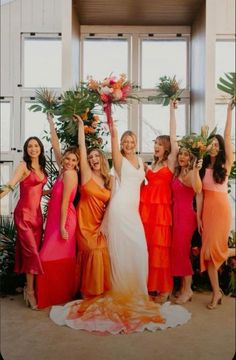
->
[[197, 218, 203, 235], [61, 227, 68, 240], [170, 99, 178, 109], [193, 158, 203, 171], [73, 114, 83, 126], [47, 112, 54, 123]]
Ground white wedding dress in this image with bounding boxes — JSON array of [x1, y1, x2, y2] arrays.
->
[[50, 157, 191, 334], [105, 156, 148, 295]]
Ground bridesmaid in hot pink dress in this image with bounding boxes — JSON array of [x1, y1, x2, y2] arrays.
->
[[36, 113, 79, 309], [171, 148, 202, 304], [0, 137, 47, 310]]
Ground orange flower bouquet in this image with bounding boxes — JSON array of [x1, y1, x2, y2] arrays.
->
[[178, 126, 216, 159], [87, 74, 137, 126]]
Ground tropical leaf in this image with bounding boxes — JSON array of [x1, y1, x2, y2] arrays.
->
[[29, 88, 60, 114], [149, 75, 183, 106], [217, 72, 236, 108]]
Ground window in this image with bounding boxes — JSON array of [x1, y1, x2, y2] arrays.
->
[[141, 39, 188, 89], [0, 163, 13, 216], [0, 101, 11, 152], [215, 40, 235, 86], [23, 101, 50, 151], [141, 104, 187, 152], [80, 28, 190, 154], [22, 36, 62, 88], [82, 38, 129, 81]]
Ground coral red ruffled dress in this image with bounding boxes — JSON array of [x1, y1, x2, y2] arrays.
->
[[140, 167, 173, 293]]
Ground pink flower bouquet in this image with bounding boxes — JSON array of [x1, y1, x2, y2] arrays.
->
[[87, 74, 136, 126]]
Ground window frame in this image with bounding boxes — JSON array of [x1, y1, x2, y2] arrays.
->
[[21, 33, 62, 90]]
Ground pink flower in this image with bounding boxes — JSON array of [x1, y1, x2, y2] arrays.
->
[[100, 93, 109, 103], [122, 84, 131, 98]]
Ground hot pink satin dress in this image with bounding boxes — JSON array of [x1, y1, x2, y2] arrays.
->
[[171, 177, 197, 276], [36, 176, 77, 308], [14, 171, 47, 274]]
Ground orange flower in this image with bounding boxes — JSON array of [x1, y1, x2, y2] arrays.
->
[[93, 114, 99, 122]]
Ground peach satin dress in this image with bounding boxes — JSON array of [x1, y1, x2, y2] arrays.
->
[[200, 169, 231, 271]]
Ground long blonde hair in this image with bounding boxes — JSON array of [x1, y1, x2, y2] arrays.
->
[[87, 148, 112, 190], [61, 146, 80, 169], [120, 131, 137, 156]]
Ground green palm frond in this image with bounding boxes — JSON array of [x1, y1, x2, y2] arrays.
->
[[57, 84, 100, 120], [217, 72, 236, 108], [148, 75, 183, 106], [29, 88, 60, 114]]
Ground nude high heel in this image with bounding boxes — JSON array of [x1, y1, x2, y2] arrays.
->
[[207, 289, 224, 310], [175, 291, 193, 305], [154, 293, 170, 304], [24, 287, 38, 310]]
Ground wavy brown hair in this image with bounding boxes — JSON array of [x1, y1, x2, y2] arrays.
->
[[23, 137, 47, 175], [87, 148, 112, 190], [199, 134, 227, 184], [174, 147, 196, 177], [153, 135, 171, 166]]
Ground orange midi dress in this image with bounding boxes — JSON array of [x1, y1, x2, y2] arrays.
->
[[76, 178, 111, 297], [140, 167, 173, 293], [200, 169, 231, 271]]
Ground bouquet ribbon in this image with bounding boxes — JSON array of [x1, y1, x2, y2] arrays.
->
[[103, 102, 113, 127]]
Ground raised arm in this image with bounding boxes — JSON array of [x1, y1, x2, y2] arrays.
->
[[73, 114, 91, 184], [109, 122, 123, 179], [0, 162, 27, 199], [190, 159, 203, 193], [224, 102, 234, 173], [47, 113, 62, 167], [60, 170, 78, 240], [168, 100, 179, 172]]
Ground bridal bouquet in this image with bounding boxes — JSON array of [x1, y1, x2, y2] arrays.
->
[[87, 74, 136, 126], [178, 126, 216, 159], [148, 75, 183, 106]]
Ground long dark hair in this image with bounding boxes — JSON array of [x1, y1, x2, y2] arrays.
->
[[23, 137, 47, 175], [199, 134, 227, 184]]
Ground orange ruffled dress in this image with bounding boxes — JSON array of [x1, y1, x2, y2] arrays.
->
[[200, 169, 231, 271], [140, 167, 173, 293], [76, 178, 111, 297]]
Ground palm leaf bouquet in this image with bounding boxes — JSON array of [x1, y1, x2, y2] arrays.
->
[[58, 83, 100, 120], [178, 126, 217, 159], [217, 72, 236, 109], [148, 75, 183, 106], [29, 88, 60, 114]]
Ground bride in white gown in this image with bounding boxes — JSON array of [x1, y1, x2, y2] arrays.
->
[[50, 124, 191, 334]]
